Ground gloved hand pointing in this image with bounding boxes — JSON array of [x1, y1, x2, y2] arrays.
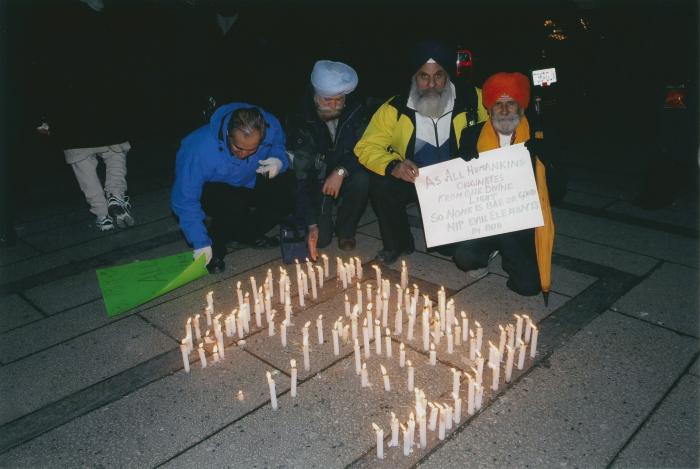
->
[[256, 157, 284, 179], [193, 246, 213, 265]]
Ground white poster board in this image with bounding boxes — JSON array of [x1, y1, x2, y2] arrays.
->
[[414, 143, 544, 248]]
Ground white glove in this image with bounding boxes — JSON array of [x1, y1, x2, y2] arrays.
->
[[193, 246, 213, 265], [256, 157, 284, 179]]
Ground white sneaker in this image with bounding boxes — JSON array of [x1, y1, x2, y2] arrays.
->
[[107, 194, 135, 228], [96, 215, 114, 232]]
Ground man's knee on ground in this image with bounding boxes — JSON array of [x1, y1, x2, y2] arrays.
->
[[453, 247, 487, 271]]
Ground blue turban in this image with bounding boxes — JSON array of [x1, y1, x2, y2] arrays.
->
[[310, 60, 358, 98]]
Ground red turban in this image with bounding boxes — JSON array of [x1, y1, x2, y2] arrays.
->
[[483, 72, 531, 110]]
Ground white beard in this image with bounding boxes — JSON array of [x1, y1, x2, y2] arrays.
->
[[409, 80, 454, 119], [491, 113, 521, 135]]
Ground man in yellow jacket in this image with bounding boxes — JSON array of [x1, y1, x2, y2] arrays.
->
[[454, 72, 555, 298], [354, 40, 488, 265]]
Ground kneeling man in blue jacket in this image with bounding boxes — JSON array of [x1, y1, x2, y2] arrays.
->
[[172, 104, 293, 273]]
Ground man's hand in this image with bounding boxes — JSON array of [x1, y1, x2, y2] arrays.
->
[[36, 122, 50, 136], [256, 157, 284, 178], [307, 225, 319, 261], [322, 171, 344, 198], [524, 138, 547, 163], [193, 246, 213, 265], [391, 160, 419, 183]]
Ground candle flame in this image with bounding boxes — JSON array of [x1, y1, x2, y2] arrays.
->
[[213, 345, 218, 353], [385, 328, 390, 335], [372, 423, 380, 432], [237, 390, 245, 401], [391, 412, 397, 419], [475, 321, 481, 328], [304, 321, 311, 329], [290, 359, 296, 367], [380, 364, 387, 375], [266, 371, 272, 380], [400, 343, 405, 350], [409, 411, 415, 420], [430, 343, 435, 351], [318, 314, 323, 320], [407, 359, 413, 367]]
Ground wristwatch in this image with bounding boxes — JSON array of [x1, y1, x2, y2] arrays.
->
[[335, 167, 347, 177]]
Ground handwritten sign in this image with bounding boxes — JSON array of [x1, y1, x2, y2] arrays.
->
[[96, 252, 208, 317], [414, 144, 544, 248]]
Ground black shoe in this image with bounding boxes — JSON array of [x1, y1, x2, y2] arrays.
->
[[377, 247, 414, 265], [207, 256, 226, 274], [250, 235, 280, 249]]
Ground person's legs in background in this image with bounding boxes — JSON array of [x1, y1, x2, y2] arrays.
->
[[334, 168, 369, 251], [101, 146, 135, 228], [68, 151, 113, 231]]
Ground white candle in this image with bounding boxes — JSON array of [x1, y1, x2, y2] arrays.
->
[[517, 339, 526, 369], [185, 317, 193, 352], [452, 367, 460, 396], [351, 310, 358, 341], [280, 320, 287, 347], [236, 281, 244, 308], [447, 328, 454, 354], [374, 320, 382, 355], [399, 342, 406, 367], [366, 283, 372, 303], [507, 323, 515, 349], [476, 356, 484, 384], [469, 332, 477, 361], [514, 313, 523, 343], [250, 276, 258, 301], [362, 319, 371, 359], [419, 413, 427, 448], [530, 326, 539, 358], [316, 315, 324, 344], [382, 294, 389, 328], [355, 283, 362, 313], [254, 300, 262, 328], [303, 335, 310, 371], [467, 373, 475, 415], [310, 267, 318, 299], [265, 296, 272, 321], [438, 286, 446, 328], [373, 264, 381, 288], [438, 406, 446, 440], [489, 341, 499, 369], [390, 412, 399, 447], [444, 404, 453, 430], [355, 257, 363, 280], [505, 345, 515, 383], [290, 359, 298, 397], [475, 321, 483, 351], [266, 371, 278, 410], [400, 260, 408, 289], [408, 412, 416, 450], [491, 363, 500, 391], [197, 343, 207, 368], [385, 328, 392, 358], [394, 305, 403, 336], [212, 344, 220, 363], [361, 362, 369, 387], [353, 339, 362, 375], [297, 274, 305, 307], [267, 268, 273, 299], [332, 326, 340, 355], [422, 308, 430, 351], [407, 310, 415, 341], [367, 305, 374, 340], [498, 325, 506, 361], [429, 343, 437, 366], [428, 402, 438, 431], [524, 315, 532, 343], [180, 340, 190, 373], [454, 325, 462, 347], [321, 254, 329, 277], [381, 364, 391, 391], [475, 385, 484, 410], [433, 312, 442, 345], [461, 311, 468, 343], [407, 360, 414, 392], [372, 423, 384, 459], [278, 274, 285, 304], [193, 314, 202, 341], [315, 265, 324, 289], [206, 289, 214, 312]]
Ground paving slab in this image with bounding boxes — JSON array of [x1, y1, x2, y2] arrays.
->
[[566, 173, 638, 199], [418, 311, 699, 469], [0, 294, 44, 334], [164, 346, 454, 469], [0, 315, 174, 426], [23, 268, 102, 315], [553, 208, 699, 267], [611, 374, 699, 469], [0, 249, 76, 287], [0, 299, 115, 364], [606, 193, 699, 231], [690, 356, 700, 377], [554, 233, 658, 276], [612, 262, 699, 337], [0, 346, 288, 468], [561, 189, 616, 209], [402, 251, 476, 291], [0, 242, 41, 267]]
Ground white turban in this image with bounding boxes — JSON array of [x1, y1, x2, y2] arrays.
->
[[310, 60, 358, 98]]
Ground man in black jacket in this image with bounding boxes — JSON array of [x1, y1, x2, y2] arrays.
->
[[287, 60, 373, 260]]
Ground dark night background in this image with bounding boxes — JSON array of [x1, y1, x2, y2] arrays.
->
[[0, 0, 698, 218]]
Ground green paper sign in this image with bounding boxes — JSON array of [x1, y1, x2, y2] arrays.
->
[[96, 252, 208, 317]]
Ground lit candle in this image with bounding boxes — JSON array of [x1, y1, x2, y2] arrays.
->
[[236, 281, 244, 308], [266, 371, 278, 410], [197, 342, 207, 368], [316, 315, 324, 344], [429, 343, 437, 366], [280, 320, 287, 347], [345, 262, 352, 286], [444, 404, 453, 430], [250, 276, 258, 301], [461, 311, 468, 343], [267, 268, 274, 299], [278, 273, 285, 304], [361, 362, 369, 387], [205, 289, 214, 313], [422, 307, 430, 351], [475, 385, 484, 410], [476, 355, 484, 384], [265, 296, 272, 322], [315, 265, 324, 289], [339, 263, 347, 289], [517, 339, 526, 370], [488, 341, 499, 369], [351, 309, 358, 341], [180, 340, 190, 373], [452, 367, 460, 396], [530, 326, 539, 358], [466, 373, 475, 415], [407, 310, 415, 341], [419, 412, 427, 448], [385, 328, 392, 358], [268, 312, 276, 336], [374, 320, 382, 355], [373, 264, 381, 288], [408, 412, 416, 450], [475, 321, 483, 351], [367, 304, 374, 340], [297, 273, 305, 307], [438, 286, 446, 329], [407, 360, 414, 392], [212, 344, 220, 363], [332, 324, 340, 355], [302, 270, 309, 296], [287, 359, 297, 398], [505, 345, 515, 383], [355, 283, 362, 312], [254, 299, 262, 328], [394, 305, 403, 336], [303, 335, 310, 371], [390, 412, 399, 447], [400, 260, 408, 289], [469, 330, 476, 360], [498, 325, 506, 361], [381, 364, 391, 391], [366, 283, 372, 303], [399, 342, 406, 367], [371, 423, 384, 459], [310, 267, 318, 300], [428, 402, 438, 431], [362, 319, 371, 359], [193, 314, 202, 342], [438, 405, 446, 440], [433, 312, 442, 345], [321, 254, 329, 277], [506, 323, 515, 349], [447, 327, 454, 354], [490, 363, 500, 391], [354, 339, 361, 374], [355, 257, 363, 280], [401, 423, 411, 456], [185, 317, 193, 352], [524, 315, 532, 343], [514, 313, 523, 343]]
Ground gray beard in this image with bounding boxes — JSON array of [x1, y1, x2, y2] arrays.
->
[[409, 80, 453, 119], [491, 113, 521, 135]]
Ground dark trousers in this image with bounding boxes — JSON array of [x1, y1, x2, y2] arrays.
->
[[369, 173, 416, 253], [316, 169, 369, 248], [451, 229, 541, 296], [202, 172, 294, 258]]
